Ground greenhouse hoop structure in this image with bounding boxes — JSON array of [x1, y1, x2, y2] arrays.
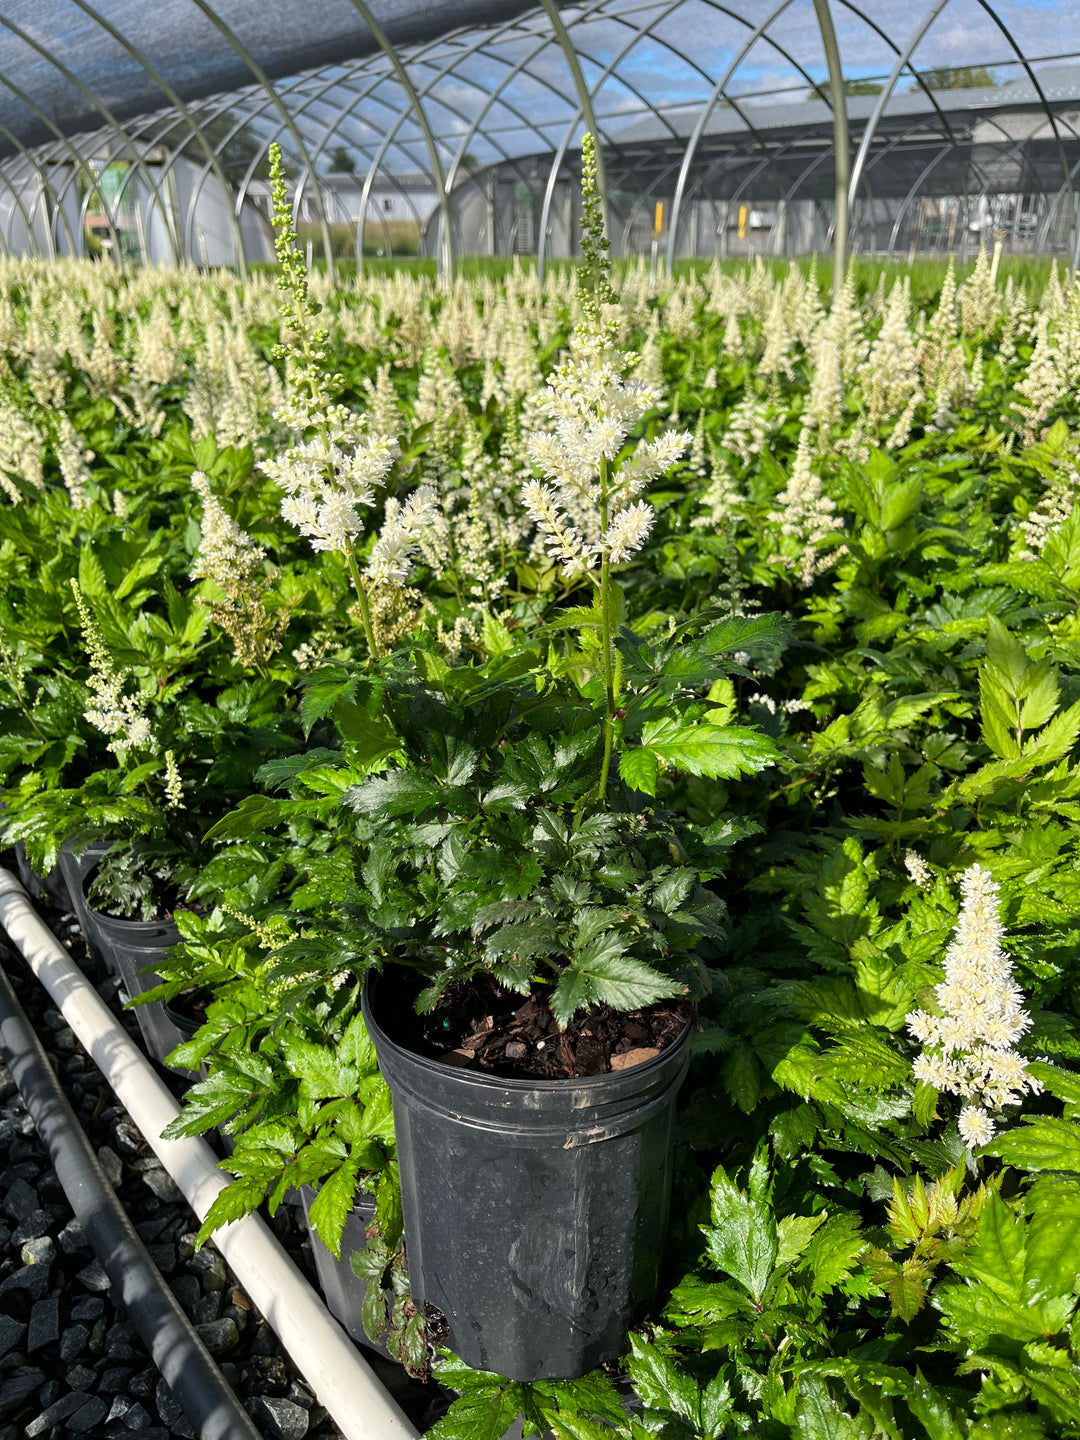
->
[[0, 0, 1078, 275]]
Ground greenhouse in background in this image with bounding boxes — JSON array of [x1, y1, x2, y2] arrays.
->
[[0, 0, 1077, 273]]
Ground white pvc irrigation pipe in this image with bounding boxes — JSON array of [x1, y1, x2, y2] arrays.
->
[[0, 868, 420, 1440]]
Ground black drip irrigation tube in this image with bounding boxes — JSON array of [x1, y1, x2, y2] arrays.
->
[[0, 955, 264, 1440]]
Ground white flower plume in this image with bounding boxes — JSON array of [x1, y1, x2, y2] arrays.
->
[[367, 485, 438, 586], [522, 326, 687, 578], [906, 864, 1041, 1149], [71, 580, 155, 755]]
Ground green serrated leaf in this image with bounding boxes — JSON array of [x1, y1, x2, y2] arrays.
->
[[307, 1161, 361, 1258]]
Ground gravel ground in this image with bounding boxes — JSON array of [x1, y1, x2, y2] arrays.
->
[[0, 897, 445, 1440]]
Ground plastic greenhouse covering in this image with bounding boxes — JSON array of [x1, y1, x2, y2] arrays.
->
[[0, 0, 1077, 269]]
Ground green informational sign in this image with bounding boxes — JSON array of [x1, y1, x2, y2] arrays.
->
[[97, 165, 126, 198]]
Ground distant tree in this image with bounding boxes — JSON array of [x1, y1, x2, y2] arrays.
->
[[913, 65, 996, 90], [807, 77, 884, 100], [182, 113, 288, 181], [328, 145, 355, 174]]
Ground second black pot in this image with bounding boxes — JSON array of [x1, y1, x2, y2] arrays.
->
[[58, 840, 113, 968], [15, 841, 69, 911], [362, 970, 692, 1381], [298, 1185, 393, 1359], [67, 854, 188, 1070]]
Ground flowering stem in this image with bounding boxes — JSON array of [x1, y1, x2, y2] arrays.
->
[[597, 457, 617, 805], [345, 549, 380, 659], [0, 644, 46, 742]]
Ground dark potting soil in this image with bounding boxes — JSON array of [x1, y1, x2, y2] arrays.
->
[[164, 988, 212, 1031], [420, 978, 692, 1080]]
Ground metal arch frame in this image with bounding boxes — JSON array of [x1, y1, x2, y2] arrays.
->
[[192, 56, 450, 271], [541, 0, 824, 278], [0, 154, 45, 259], [27, 136, 105, 260], [666, 0, 800, 271], [667, 132, 832, 260], [538, 0, 608, 226], [964, 108, 1080, 236], [434, 10, 615, 181], [969, 0, 1074, 202], [329, 34, 558, 231], [839, 0, 968, 180], [290, 67, 443, 267], [847, 0, 954, 212], [70, 101, 217, 266], [443, 34, 577, 217], [66, 0, 249, 273], [885, 140, 957, 254], [181, 79, 344, 248], [345, 27, 600, 263], [94, 88, 253, 265], [270, 66, 429, 230], [535, 0, 702, 279], [566, 0, 836, 266], [0, 71, 127, 262], [842, 0, 1077, 264], [0, 13, 181, 265], [125, 96, 258, 265], [212, 65, 441, 270], [855, 112, 993, 218], [665, 0, 865, 272], [353, 33, 555, 275], [1036, 148, 1080, 253], [0, 0, 1077, 275], [0, 125, 81, 259], [179, 68, 412, 265], [184, 0, 338, 277], [810, 0, 849, 288], [0, 151, 64, 259], [73, 100, 217, 265], [341, 0, 456, 282], [443, 25, 570, 194], [215, 43, 413, 231], [438, 0, 646, 184]]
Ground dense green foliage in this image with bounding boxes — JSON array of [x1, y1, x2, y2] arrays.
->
[[0, 238, 1079, 1431]]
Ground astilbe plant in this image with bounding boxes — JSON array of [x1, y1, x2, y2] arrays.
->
[[189, 470, 288, 669], [259, 143, 435, 657], [907, 864, 1041, 1148]]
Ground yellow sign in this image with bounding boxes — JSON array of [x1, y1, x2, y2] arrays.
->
[[738, 206, 747, 239], [654, 200, 663, 235]]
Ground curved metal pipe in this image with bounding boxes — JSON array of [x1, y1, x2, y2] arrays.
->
[[185, 0, 337, 278], [886, 141, 954, 254], [0, 76, 125, 261], [666, 0, 798, 270], [539, 0, 607, 231], [970, 0, 1074, 205], [811, 0, 850, 289], [67, 0, 248, 273], [847, 0, 953, 210], [0, 13, 181, 264], [343, 0, 455, 283]]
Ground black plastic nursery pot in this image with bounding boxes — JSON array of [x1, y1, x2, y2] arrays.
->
[[361, 970, 692, 1382], [15, 841, 69, 911], [298, 1185, 393, 1360], [58, 840, 113, 967], [102, 928, 188, 1070], [66, 854, 189, 1071]]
